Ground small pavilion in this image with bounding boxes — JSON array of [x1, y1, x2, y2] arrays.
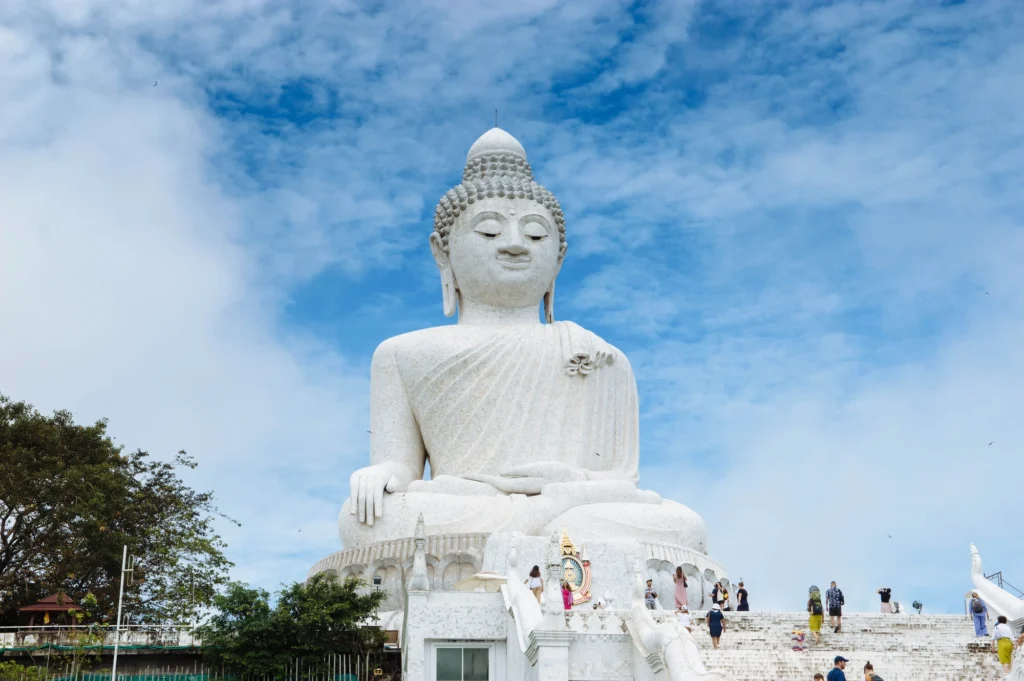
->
[[18, 593, 83, 626]]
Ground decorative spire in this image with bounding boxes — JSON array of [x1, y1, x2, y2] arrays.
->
[[407, 513, 430, 592], [462, 128, 534, 183], [542, 530, 564, 617]]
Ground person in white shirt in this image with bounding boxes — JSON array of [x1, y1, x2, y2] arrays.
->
[[676, 606, 693, 633], [524, 565, 544, 603], [992, 615, 1016, 673]]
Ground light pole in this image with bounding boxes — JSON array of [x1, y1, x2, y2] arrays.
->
[[110, 546, 134, 681]]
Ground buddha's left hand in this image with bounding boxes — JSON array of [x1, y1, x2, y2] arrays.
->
[[465, 462, 588, 495]]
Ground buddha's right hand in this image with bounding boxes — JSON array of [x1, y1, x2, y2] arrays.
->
[[349, 462, 411, 525]]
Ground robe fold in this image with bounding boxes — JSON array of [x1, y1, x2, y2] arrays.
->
[[395, 321, 639, 482]]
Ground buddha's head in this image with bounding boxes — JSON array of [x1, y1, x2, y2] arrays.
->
[[430, 128, 567, 322]]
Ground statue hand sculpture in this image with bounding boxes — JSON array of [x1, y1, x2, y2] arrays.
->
[[465, 461, 589, 495], [349, 461, 416, 525]]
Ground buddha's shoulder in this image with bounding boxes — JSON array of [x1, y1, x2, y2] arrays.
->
[[372, 325, 499, 363], [372, 322, 632, 370]]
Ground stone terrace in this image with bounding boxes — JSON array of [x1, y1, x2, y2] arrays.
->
[[655, 611, 1005, 681]]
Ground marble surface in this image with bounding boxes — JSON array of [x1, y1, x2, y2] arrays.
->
[[338, 127, 710, 554]]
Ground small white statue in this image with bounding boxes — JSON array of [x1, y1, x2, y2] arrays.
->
[[970, 544, 1024, 623]]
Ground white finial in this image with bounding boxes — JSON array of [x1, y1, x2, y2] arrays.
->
[[466, 128, 528, 163]]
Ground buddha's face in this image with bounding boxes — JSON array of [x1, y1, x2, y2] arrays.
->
[[444, 197, 562, 309]]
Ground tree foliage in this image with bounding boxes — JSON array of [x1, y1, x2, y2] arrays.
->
[[198, 573, 386, 677], [0, 394, 235, 625]]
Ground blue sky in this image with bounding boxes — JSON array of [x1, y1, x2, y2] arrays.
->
[[2, 0, 1022, 613]]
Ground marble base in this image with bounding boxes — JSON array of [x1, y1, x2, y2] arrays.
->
[[309, 531, 728, 613]]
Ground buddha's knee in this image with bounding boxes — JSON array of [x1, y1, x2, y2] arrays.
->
[[338, 492, 516, 549], [543, 500, 708, 553]]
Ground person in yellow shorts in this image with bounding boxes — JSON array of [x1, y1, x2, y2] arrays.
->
[[807, 585, 824, 645], [992, 616, 1015, 673]]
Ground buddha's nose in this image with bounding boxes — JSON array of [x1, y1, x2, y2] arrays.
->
[[502, 242, 529, 256]]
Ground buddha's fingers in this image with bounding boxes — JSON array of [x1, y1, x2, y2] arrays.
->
[[361, 476, 372, 525], [500, 462, 585, 482], [374, 480, 385, 519], [465, 474, 544, 495], [350, 474, 359, 515]]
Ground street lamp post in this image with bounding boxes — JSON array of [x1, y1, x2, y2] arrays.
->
[[110, 546, 133, 681]]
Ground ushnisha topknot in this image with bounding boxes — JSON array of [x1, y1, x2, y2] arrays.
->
[[433, 128, 566, 253]]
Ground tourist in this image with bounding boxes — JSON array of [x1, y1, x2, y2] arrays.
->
[[720, 582, 731, 611], [525, 565, 544, 603], [645, 579, 658, 610], [673, 566, 689, 608], [826, 581, 845, 633], [710, 581, 722, 608], [706, 603, 726, 649], [876, 587, 893, 613], [814, 674, 825, 681], [561, 580, 573, 611], [863, 661, 883, 681], [736, 581, 749, 612], [827, 656, 849, 681], [676, 606, 693, 633], [993, 615, 1015, 673], [969, 591, 989, 636], [808, 586, 824, 645]]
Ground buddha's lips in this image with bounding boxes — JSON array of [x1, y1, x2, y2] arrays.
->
[[496, 256, 531, 268]]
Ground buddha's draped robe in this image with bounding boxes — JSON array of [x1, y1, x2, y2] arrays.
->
[[395, 321, 639, 483]]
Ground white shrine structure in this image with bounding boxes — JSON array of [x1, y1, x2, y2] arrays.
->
[[309, 129, 1022, 681]]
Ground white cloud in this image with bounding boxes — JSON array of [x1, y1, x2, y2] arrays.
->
[[0, 10, 368, 588]]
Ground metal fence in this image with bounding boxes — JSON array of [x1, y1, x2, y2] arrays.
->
[[0, 627, 197, 651], [0, 654, 402, 681]]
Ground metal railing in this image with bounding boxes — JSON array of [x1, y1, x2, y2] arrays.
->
[[0, 654, 400, 681], [985, 571, 1024, 599], [0, 626, 198, 651]]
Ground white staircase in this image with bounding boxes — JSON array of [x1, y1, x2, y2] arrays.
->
[[647, 611, 1006, 681]]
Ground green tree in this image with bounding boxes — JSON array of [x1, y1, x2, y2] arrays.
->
[[199, 573, 386, 678], [0, 394, 235, 624]]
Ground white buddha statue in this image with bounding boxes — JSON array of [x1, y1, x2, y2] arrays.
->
[[340, 128, 707, 554]]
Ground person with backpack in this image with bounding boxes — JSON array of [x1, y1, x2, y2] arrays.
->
[[863, 661, 883, 681], [808, 585, 825, 645], [826, 581, 845, 633], [969, 591, 989, 636]]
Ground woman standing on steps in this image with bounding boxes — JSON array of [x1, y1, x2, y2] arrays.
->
[[525, 565, 544, 603], [673, 566, 688, 609], [992, 615, 1015, 673], [706, 603, 726, 649], [808, 585, 824, 645]]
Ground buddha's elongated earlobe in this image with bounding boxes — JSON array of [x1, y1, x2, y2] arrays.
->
[[429, 233, 458, 317], [544, 244, 566, 324]]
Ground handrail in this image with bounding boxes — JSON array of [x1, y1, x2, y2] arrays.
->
[[985, 571, 1024, 599], [0, 625, 194, 632]]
